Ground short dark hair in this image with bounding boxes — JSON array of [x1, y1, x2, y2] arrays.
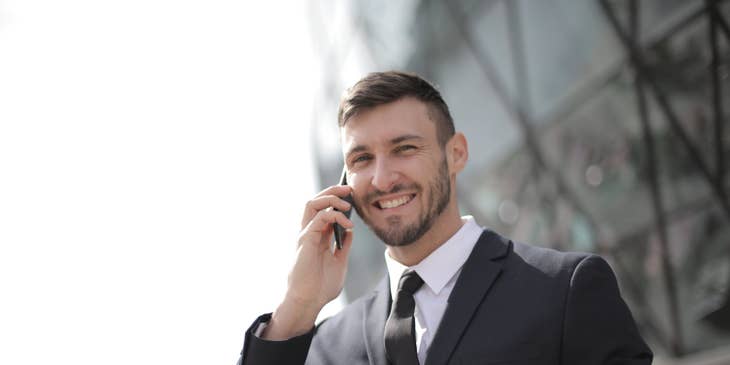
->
[[337, 71, 455, 147]]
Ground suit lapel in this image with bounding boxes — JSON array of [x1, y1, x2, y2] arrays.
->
[[363, 275, 391, 365], [425, 230, 510, 365]]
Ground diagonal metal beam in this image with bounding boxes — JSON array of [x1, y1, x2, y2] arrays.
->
[[540, 2, 707, 133], [442, 1, 602, 241], [599, 0, 730, 221]]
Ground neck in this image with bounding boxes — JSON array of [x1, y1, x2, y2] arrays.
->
[[386, 203, 464, 267]]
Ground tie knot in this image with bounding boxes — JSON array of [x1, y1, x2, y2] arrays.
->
[[398, 270, 424, 295]]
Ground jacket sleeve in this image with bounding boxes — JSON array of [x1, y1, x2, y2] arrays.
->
[[561, 255, 653, 364], [238, 313, 315, 365]]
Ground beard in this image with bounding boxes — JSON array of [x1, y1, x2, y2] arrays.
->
[[354, 157, 451, 247]]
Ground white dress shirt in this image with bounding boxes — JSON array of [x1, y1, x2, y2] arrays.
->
[[384, 216, 483, 365]]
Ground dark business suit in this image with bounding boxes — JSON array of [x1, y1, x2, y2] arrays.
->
[[240, 229, 652, 364]]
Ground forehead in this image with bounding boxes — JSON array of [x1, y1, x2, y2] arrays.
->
[[340, 97, 437, 151]]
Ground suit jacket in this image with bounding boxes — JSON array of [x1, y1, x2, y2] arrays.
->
[[239, 229, 652, 364]]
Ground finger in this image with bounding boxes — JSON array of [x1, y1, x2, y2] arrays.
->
[[301, 195, 353, 228], [305, 210, 354, 234], [313, 184, 353, 199], [308, 195, 353, 212], [301, 185, 353, 228]]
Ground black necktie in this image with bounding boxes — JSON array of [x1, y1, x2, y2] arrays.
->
[[384, 270, 424, 365]]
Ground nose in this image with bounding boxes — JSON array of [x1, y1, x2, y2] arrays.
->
[[370, 157, 398, 193]]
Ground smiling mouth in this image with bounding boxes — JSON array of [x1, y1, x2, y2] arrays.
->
[[374, 194, 416, 210]]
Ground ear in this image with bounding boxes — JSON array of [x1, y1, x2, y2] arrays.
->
[[446, 132, 468, 175]]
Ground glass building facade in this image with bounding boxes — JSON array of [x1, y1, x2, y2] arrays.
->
[[309, 0, 730, 361]]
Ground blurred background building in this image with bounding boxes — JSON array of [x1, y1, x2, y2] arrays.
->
[[308, 0, 730, 363]]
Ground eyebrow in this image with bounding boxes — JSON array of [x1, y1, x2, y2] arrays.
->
[[390, 134, 423, 145], [345, 134, 424, 160]]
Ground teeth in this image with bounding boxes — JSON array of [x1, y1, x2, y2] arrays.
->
[[379, 195, 411, 209]]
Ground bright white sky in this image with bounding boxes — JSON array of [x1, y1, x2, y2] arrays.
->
[[0, 1, 325, 364]]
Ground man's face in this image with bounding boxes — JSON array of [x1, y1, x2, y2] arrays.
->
[[341, 97, 452, 247]]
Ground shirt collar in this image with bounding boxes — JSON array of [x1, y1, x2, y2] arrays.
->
[[384, 216, 483, 299]]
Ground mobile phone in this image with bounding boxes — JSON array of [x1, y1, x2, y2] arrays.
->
[[333, 167, 354, 250]]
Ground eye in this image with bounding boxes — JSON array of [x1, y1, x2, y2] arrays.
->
[[394, 145, 417, 154], [351, 154, 372, 165]]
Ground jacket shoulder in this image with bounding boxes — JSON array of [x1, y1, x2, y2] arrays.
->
[[509, 239, 596, 278]]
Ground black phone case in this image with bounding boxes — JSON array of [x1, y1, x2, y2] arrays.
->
[[334, 168, 353, 249]]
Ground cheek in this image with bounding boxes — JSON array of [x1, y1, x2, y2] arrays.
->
[[348, 176, 369, 203]]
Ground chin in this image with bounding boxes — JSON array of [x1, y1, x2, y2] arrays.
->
[[370, 215, 431, 247]]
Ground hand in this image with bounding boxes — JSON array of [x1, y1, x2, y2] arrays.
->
[[263, 185, 354, 340]]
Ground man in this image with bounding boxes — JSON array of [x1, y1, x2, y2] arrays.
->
[[239, 71, 652, 364]]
